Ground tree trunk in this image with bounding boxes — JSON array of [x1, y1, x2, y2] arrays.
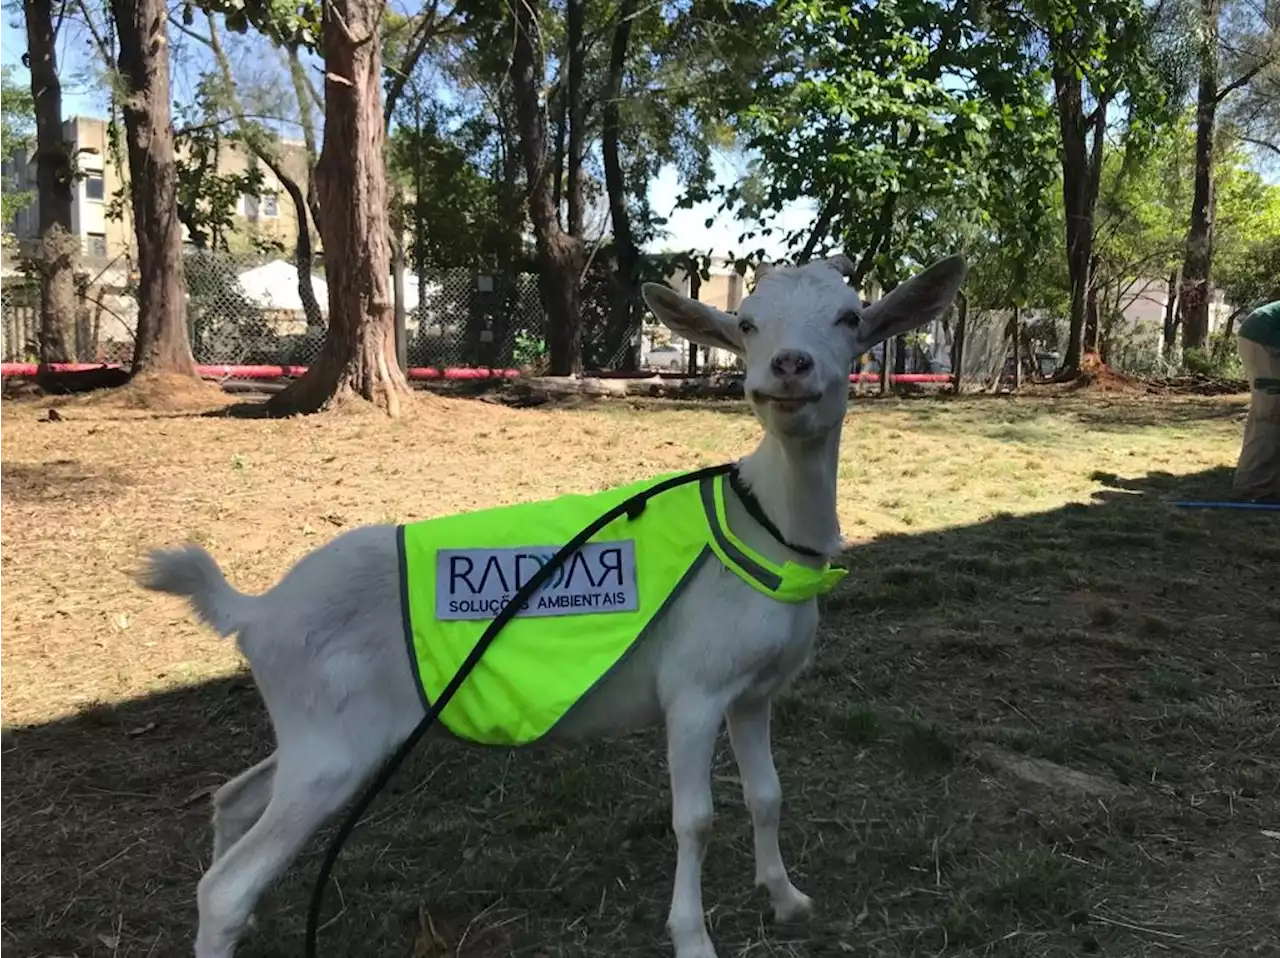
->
[[281, 175, 324, 331], [209, 23, 323, 333], [269, 0, 411, 415], [110, 0, 198, 377], [551, 88, 566, 225], [391, 193, 407, 370], [1179, 0, 1219, 353], [566, 0, 586, 239], [1084, 254, 1101, 354], [509, 0, 584, 376], [1163, 267, 1180, 357], [1052, 51, 1105, 377], [25, 0, 76, 363], [286, 45, 323, 231], [603, 0, 639, 371]]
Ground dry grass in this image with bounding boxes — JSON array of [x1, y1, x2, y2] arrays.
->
[[2, 388, 1277, 957]]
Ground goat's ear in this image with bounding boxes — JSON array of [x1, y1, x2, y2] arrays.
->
[[641, 282, 744, 355], [859, 254, 968, 347]]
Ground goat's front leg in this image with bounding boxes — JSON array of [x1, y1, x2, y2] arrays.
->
[[726, 698, 813, 922], [664, 701, 724, 958]]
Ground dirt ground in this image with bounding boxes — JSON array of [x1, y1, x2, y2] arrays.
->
[[2, 387, 1277, 957]]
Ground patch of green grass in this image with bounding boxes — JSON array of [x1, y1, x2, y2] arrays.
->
[[936, 630, 1014, 660], [938, 848, 1085, 947], [949, 572, 986, 600], [1072, 629, 1154, 660], [940, 898, 991, 946], [986, 423, 1065, 445], [882, 564, 941, 589], [978, 718, 1133, 772], [542, 762, 610, 815], [773, 691, 824, 727], [978, 725, 1065, 761], [1089, 531, 1160, 549], [946, 612, 983, 632], [1246, 540, 1280, 562], [1088, 603, 1121, 627], [1150, 665, 1198, 702], [980, 848, 1084, 916], [897, 716, 956, 773], [1162, 524, 1207, 543], [831, 705, 881, 745]]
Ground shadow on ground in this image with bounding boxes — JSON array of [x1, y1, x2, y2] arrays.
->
[[3, 467, 1277, 958]]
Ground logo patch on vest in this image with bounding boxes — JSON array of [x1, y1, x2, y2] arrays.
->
[[435, 540, 640, 621]]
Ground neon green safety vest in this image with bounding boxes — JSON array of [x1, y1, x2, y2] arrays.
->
[[397, 470, 847, 746]]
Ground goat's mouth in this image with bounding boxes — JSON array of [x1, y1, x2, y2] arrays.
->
[[752, 391, 821, 413]]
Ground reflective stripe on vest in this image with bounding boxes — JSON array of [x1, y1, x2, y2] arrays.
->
[[398, 471, 847, 745]]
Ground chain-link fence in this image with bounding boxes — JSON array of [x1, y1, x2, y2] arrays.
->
[[1, 249, 557, 369], [4, 248, 1199, 382]]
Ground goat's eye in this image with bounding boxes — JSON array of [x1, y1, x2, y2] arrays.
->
[[836, 310, 861, 328], [737, 317, 756, 335]]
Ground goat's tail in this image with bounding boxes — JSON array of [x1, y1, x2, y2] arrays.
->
[[139, 545, 255, 637]]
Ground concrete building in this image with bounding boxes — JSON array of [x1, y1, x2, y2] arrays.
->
[[3, 115, 311, 266], [646, 256, 753, 370]]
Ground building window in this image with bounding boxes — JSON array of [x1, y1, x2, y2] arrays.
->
[[242, 192, 279, 218], [85, 174, 105, 201], [86, 233, 107, 258]]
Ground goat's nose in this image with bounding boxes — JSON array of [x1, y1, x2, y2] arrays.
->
[[770, 349, 815, 378]]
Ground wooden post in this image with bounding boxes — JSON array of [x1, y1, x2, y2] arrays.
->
[[952, 290, 968, 394], [392, 230, 408, 372], [1012, 304, 1022, 390], [687, 270, 701, 377]]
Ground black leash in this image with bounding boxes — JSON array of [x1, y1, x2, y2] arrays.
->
[[726, 468, 825, 558], [303, 462, 738, 957]]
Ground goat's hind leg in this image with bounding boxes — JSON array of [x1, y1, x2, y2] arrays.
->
[[726, 698, 813, 922], [193, 748, 373, 958], [211, 754, 277, 862]]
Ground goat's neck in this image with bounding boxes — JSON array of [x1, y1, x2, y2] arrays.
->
[[735, 425, 843, 561]]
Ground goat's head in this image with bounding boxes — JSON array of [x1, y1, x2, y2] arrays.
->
[[642, 254, 968, 439]]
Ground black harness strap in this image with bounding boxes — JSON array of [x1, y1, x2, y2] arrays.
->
[[303, 462, 737, 958], [726, 464, 826, 558]]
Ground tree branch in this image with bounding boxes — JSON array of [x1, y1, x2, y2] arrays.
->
[[1214, 55, 1277, 104], [73, 0, 114, 66], [1240, 133, 1280, 158], [205, 14, 316, 236], [797, 191, 840, 264], [383, 0, 451, 123]]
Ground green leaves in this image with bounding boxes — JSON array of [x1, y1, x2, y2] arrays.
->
[[1, 66, 35, 229], [193, 0, 321, 49], [716, 0, 1056, 288]]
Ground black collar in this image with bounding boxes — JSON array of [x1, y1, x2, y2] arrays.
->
[[726, 464, 827, 559]]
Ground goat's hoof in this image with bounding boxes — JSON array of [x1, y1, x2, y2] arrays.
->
[[772, 887, 815, 923], [669, 923, 718, 958], [673, 941, 718, 958], [194, 940, 234, 958]]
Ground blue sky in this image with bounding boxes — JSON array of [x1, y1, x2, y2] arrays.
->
[[1, 24, 813, 261]]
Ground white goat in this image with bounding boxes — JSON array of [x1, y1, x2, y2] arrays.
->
[[141, 253, 967, 958]]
